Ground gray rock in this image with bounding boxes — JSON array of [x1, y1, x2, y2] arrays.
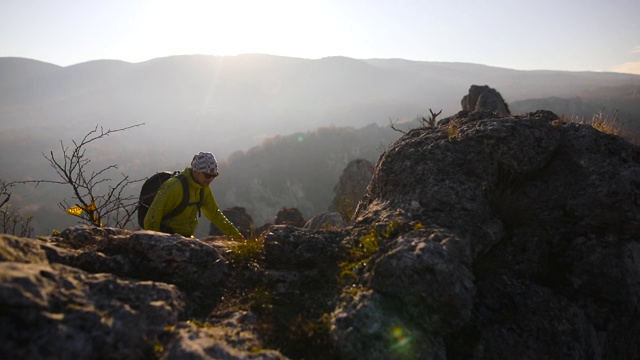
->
[[274, 207, 306, 228], [2, 108, 639, 359], [55, 226, 230, 295], [209, 206, 254, 238], [303, 212, 346, 230], [331, 159, 374, 223], [461, 84, 511, 116], [161, 311, 289, 360], [0, 261, 185, 359], [349, 109, 640, 359]]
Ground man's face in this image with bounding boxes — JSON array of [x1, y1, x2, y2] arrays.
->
[[194, 171, 217, 186]]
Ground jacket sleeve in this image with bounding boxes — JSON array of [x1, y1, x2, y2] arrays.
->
[[202, 191, 244, 239], [143, 179, 183, 231]]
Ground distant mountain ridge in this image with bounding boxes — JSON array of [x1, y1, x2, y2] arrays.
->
[[2, 54, 638, 162], [3, 54, 639, 126]]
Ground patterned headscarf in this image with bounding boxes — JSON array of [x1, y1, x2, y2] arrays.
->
[[191, 152, 219, 174]]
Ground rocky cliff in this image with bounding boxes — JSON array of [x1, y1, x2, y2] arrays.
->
[[2, 110, 639, 359]]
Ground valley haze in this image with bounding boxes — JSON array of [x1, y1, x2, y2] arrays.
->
[[1, 54, 639, 236]]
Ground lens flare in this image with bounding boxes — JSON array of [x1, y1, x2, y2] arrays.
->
[[390, 326, 412, 351]]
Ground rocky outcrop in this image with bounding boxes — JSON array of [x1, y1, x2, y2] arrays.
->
[[274, 207, 306, 228], [347, 109, 639, 359], [331, 158, 374, 223], [304, 212, 346, 230], [1, 109, 639, 359], [0, 259, 184, 359], [461, 84, 511, 116], [209, 206, 254, 238], [254, 207, 307, 236]]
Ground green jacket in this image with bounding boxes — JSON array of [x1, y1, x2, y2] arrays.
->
[[143, 167, 243, 239]]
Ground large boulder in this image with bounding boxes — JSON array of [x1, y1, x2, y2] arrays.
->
[[0, 237, 185, 359], [461, 84, 511, 116], [331, 158, 374, 223], [209, 206, 254, 238], [304, 212, 346, 230], [337, 109, 640, 359], [274, 207, 306, 228], [55, 226, 230, 297], [0, 228, 290, 359]]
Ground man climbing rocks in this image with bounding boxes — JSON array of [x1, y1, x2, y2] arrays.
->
[[144, 151, 244, 239]]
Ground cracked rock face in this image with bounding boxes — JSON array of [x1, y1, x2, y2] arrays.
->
[[1, 110, 639, 359], [0, 259, 185, 360], [343, 110, 640, 359]]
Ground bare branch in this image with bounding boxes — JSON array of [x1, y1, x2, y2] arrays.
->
[[17, 123, 145, 228], [419, 108, 442, 128], [0, 179, 14, 208], [388, 117, 407, 134]]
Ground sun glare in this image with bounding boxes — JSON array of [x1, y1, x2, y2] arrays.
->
[[131, 0, 340, 60]]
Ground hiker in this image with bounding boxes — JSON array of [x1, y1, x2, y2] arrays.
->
[[143, 151, 244, 239]]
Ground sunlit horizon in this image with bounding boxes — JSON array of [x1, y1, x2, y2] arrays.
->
[[1, 0, 640, 75]]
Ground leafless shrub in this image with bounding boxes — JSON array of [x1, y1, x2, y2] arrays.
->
[[1, 205, 34, 237], [0, 179, 11, 208], [0, 179, 34, 237], [390, 108, 443, 134], [20, 123, 145, 228], [420, 108, 442, 128]]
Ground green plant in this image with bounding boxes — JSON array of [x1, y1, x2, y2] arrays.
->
[[248, 285, 273, 312], [339, 222, 405, 282], [227, 237, 265, 264], [290, 312, 331, 345]]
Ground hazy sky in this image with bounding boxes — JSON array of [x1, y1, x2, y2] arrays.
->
[[2, 0, 639, 74]]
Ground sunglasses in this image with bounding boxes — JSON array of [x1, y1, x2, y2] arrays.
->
[[202, 172, 218, 179]]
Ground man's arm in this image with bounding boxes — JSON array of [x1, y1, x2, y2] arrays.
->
[[203, 193, 244, 239]]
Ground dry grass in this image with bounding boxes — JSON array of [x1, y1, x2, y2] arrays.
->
[[447, 119, 460, 139], [591, 110, 624, 135], [570, 109, 638, 145]]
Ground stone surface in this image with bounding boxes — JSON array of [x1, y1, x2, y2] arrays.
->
[[209, 206, 254, 238], [344, 109, 640, 359], [274, 207, 306, 228], [0, 258, 185, 359], [161, 311, 289, 360], [2, 109, 639, 359], [331, 158, 374, 223], [303, 212, 346, 230], [461, 84, 511, 116]]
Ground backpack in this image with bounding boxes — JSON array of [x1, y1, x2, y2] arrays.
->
[[137, 171, 204, 228]]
